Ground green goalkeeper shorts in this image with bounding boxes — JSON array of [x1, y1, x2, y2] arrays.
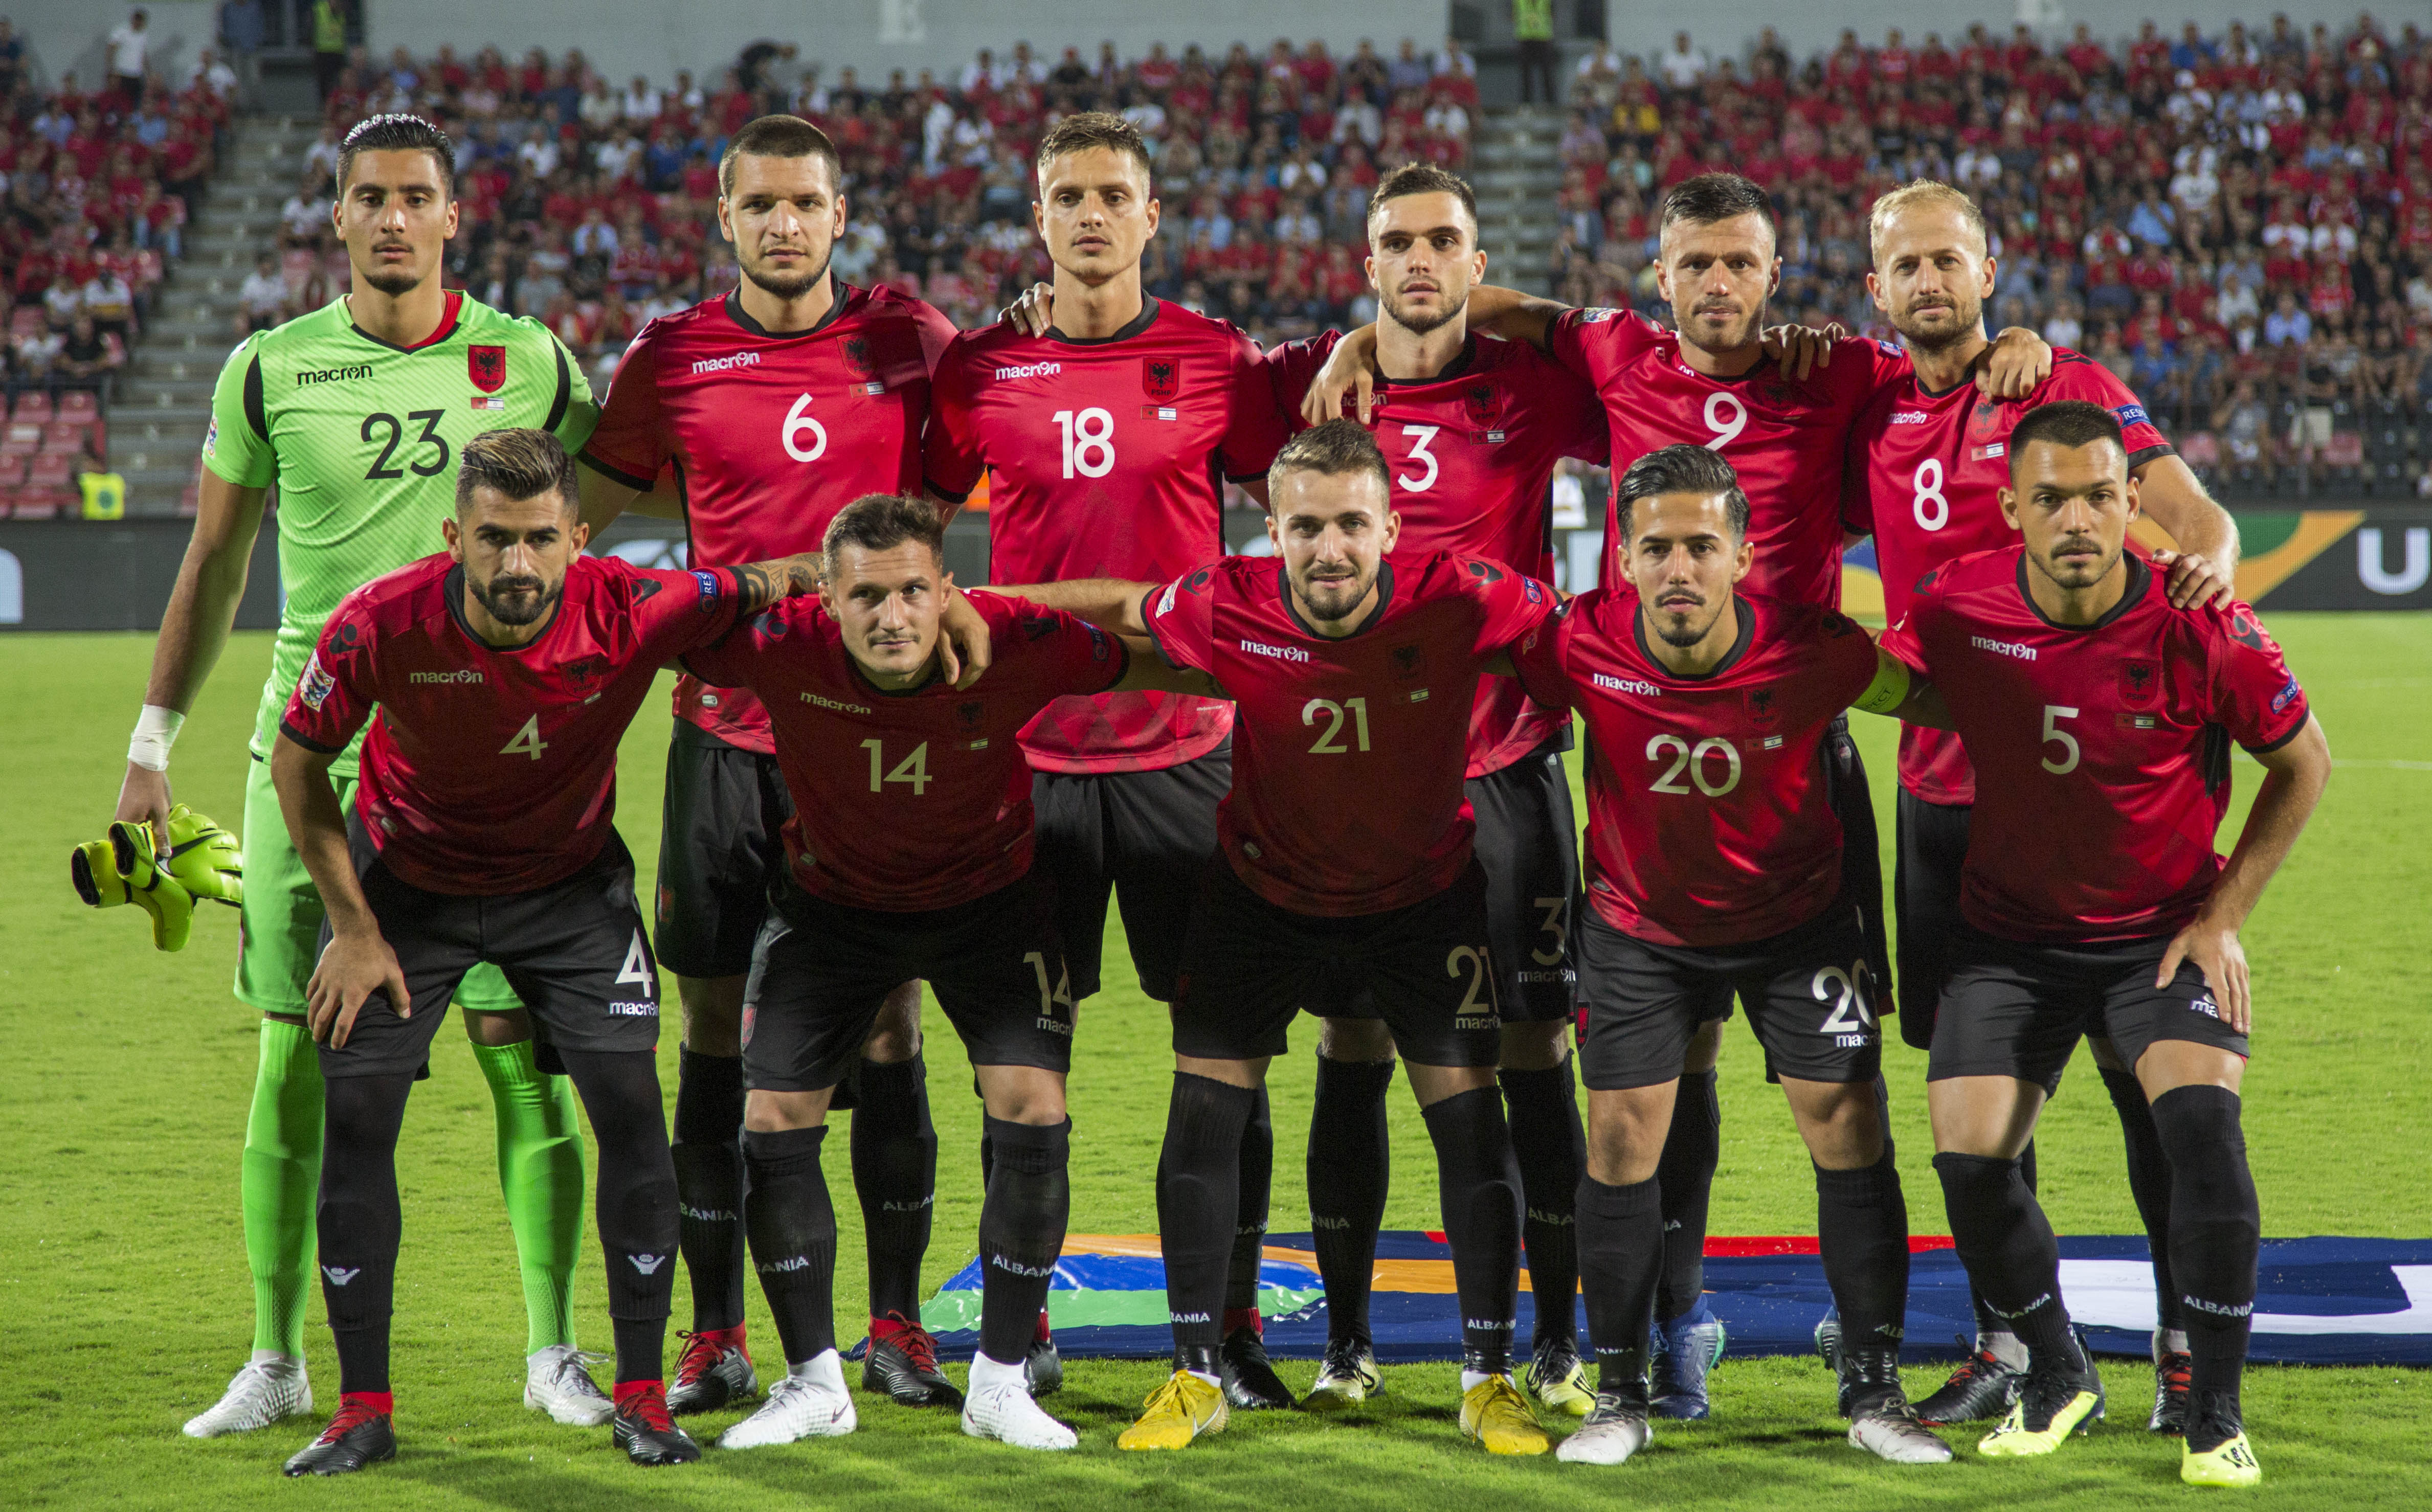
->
[[235, 755, 524, 1015]]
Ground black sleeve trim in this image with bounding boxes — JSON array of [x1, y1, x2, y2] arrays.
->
[[544, 341, 572, 435], [277, 718, 347, 755], [1221, 470, 1267, 485], [576, 449, 655, 492], [2240, 714, 2309, 756], [923, 476, 972, 506], [2127, 442, 2176, 470], [1102, 632, 1133, 692], [242, 352, 267, 440]]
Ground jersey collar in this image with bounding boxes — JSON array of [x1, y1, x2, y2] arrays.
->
[[2014, 549, 2152, 632], [346, 288, 464, 353], [724, 280, 856, 340], [1278, 558, 1396, 641], [1632, 592, 1756, 680], [443, 562, 566, 652], [1044, 296, 1161, 345], [1376, 333, 1479, 391]]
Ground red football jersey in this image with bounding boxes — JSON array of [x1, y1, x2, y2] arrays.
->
[[581, 283, 958, 754], [1845, 349, 2175, 804], [1878, 548, 2309, 943], [1265, 331, 1608, 777], [679, 593, 1128, 912], [281, 555, 744, 896], [1143, 551, 1557, 917], [923, 299, 1289, 774], [1510, 590, 1881, 947], [1547, 308, 1911, 607]]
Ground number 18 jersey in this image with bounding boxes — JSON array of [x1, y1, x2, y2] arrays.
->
[[204, 291, 597, 776]]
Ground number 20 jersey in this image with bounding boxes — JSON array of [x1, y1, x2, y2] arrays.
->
[[923, 299, 1288, 774], [581, 283, 960, 753], [1509, 589, 1880, 948], [204, 290, 598, 776]]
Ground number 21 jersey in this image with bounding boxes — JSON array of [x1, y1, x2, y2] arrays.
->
[[923, 299, 1288, 773]]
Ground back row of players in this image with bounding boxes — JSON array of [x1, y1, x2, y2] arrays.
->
[[123, 110, 2325, 1485]]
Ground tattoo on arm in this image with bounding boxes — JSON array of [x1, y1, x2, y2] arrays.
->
[[731, 553, 823, 613]]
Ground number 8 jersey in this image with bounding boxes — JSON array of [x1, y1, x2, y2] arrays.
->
[[205, 290, 597, 778], [1507, 588, 1881, 947]]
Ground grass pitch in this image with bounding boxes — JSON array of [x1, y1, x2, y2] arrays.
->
[[2, 616, 2428, 1510]]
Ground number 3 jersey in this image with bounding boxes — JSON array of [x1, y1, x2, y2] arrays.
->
[[1877, 547, 2309, 943], [205, 291, 598, 777], [1263, 331, 1608, 778], [1509, 590, 1881, 948], [680, 593, 1129, 912], [1142, 551, 1556, 918], [922, 299, 1288, 774], [579, 283, 960, 754], [279, 554, 743, 895], [1844, 349, 2173, 805]]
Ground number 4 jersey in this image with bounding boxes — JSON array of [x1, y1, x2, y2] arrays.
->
[[1509, 589, 1882, 947], [205, 290, 598, 776], [1878, 547, 2309, 943], [279, 554, 743, 895]]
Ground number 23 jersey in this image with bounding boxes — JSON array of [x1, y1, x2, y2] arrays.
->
[[205, 290, 597, 776], [1142, 551, 1555, 918]]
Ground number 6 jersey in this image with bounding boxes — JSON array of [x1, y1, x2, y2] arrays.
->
[[1508, 589, 1881, 947], [205, 290, 597, 779]]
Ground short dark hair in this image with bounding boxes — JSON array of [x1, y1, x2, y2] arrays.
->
[[1267, 418, 1391, 504], [2006, 400, 2127, 475], [455, 428, 578, 515], [1659, 172, 1776, 241], [719, 114, 843, 197], [823, 493, 946, 570], [1368, 162, 1478, 233], [1035, 111, 1153, 185], [1615, 444, 1753, 541], [336, 114, 455, 196]]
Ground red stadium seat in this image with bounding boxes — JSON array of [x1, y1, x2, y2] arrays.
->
[[55, 391, 96, 422], [40, 421, 88, 454], [25, 453, 75, 489], [11, 486, 64, 519], [0, 423, 41, 458], [0, 455, 29, 489], [11, 393, 53, 425]]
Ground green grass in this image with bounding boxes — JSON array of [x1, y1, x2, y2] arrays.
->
[[2, 617, 2427, 1509]]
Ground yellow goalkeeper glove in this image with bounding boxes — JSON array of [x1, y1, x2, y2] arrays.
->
[[161, 804, 243, 907], [108, 819, 196, 952]]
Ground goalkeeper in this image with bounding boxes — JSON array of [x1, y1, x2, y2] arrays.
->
[[104, 114, 611, 1439]]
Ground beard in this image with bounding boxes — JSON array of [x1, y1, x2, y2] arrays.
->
[[2033, 535, 2123, 591], [361, 263, 425, 298], [743, 244, 832, 301], [1382, 284, 1467, 336], [470, 572, 561, 627], [1895, 294, 1983, 353], [1291, 565, 1375, 623], [1678, 301, 1766, 357], [1650, 594, 1725, 648]]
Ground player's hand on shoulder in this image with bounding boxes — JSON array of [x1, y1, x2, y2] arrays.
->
[[1976, 326, 2054, 399], [999, 283, 1055, 337], [1760, 321, 1843, 380], [114, 763, 174, 860], [940, 583, 993, 690], [2158, 914, 2251, 1033], [1304, 325, 1380, 425], [2150, 548, 2236, 612], [307, 930, 412, 1048]]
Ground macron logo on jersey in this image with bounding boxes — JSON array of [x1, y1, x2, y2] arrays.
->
[[1592, 672, 1662, 695], [1971, 635, 2038, 661], [802, 690, 873, 716], [1889, 411, 1931, 424], [1239, 638, 1310, 664], [410, 669, 484, 685], [993, 360, 1063, 381], [690, 350, 761, 375], [296, 364, 374, 387]]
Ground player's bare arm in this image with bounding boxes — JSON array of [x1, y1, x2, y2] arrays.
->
[[116, 470, 268, 855], [269, 733, 408, 1049], [2134, 454, 2242, 612], [727, 552, 825, 613], [1110, 635, 1220, 699], [573, 461, 680, 534], [2157, 714, 2330, 1033], [985, 577, 1160, 638]]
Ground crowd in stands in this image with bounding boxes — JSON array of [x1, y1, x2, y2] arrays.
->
[[0, 12, 234, 407], [1553, 14, 2432, 493]]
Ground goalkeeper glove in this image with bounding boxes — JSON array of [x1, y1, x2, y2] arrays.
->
[[108, 819, 195, 952], [70, 839, 128, 908], [161, 804, 243, 907]]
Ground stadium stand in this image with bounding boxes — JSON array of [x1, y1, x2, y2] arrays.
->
[[11, 16, 2432, 511]]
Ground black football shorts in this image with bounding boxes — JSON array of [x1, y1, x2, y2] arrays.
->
[[1927, 926, 2250, 1093], [1031, 741, 1228, 1003], [653, 719, 793, 980], [1892, 786, 1972, 1050], [1466, 739, 1580, 1024]]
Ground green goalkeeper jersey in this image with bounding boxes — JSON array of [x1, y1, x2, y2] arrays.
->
[[203, 291, 598, 775]]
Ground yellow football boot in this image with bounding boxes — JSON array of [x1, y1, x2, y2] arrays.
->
[[1118, 1370, 1228, 1451], [1460, 1374, 1550, 1455]]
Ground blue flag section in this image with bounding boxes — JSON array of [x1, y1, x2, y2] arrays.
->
[[915, 1233, 2432, 1367]]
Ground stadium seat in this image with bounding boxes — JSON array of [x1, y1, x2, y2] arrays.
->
[[40, 421, 87, 454], [11, 485, 64, 519], [0, 422, 41, 458], [25, 453, 74, 490], [0, 455, 29, 489], [55, 391, 96, 422], [11, 392, 53, 425]]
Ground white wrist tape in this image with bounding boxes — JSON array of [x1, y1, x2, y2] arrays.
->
[[128, 704, 186, 772]]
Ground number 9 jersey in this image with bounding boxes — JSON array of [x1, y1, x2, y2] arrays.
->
[[204, 290, 597, 778]]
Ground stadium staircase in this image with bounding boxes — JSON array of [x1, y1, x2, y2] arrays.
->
[[117, 115, 318, 515], [1468, 104, 1563, 298]]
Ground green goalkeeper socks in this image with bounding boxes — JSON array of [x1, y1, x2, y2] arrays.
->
[[472, 1039, 589, 1354], [242, 1017, 323, 1359]]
